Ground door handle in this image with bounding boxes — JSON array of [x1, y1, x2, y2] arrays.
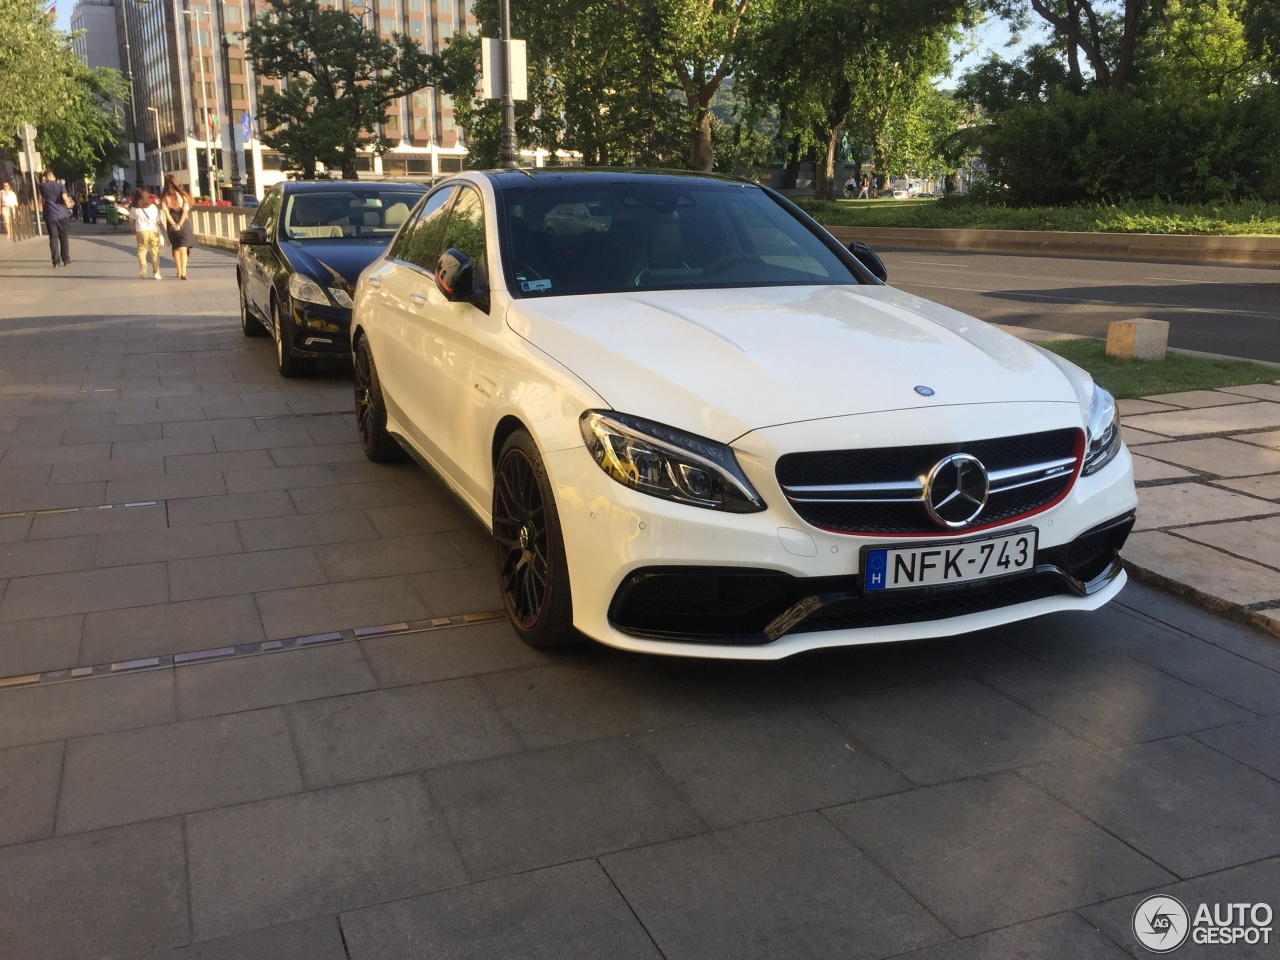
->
[[409, 292, 428, 305]]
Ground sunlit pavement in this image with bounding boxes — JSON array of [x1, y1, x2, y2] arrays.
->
[[1, 228, 1279, 959]]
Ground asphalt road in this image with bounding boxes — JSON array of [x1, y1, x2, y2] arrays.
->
[[877, 248, 1280, 363]]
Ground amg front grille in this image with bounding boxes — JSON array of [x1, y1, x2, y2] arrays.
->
[[776, 428, 1083, 535]]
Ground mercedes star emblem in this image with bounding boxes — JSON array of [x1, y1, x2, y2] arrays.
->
[[923, 453, 989, 527]]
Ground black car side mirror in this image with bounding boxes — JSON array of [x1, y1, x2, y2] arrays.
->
[[848, 241, 888, 282], [435, 248, 475, 301], [239, 225, 268, 246]]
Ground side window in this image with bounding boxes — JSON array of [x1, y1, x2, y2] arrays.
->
[[255, 188, 282, 232], [394, 187, 456, 269], [439, 185, 487, 288]]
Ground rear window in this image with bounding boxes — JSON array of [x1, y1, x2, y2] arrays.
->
[[502, 181, 858, 298]]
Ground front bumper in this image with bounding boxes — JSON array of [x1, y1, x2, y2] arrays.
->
[[544, 414, 1137, 660], [287, 298, 352, 358]]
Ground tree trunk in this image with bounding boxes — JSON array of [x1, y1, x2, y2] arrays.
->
[[812, 122, 843, 200], [689, 108, 714, 172]]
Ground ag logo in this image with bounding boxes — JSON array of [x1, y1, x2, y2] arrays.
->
[[1133, 895, 1190, 953]]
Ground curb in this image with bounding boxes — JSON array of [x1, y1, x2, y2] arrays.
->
[[1123, 559, 1280, 642], [823, 225, 1280, 266]]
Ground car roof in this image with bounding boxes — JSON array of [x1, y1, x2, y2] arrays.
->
[[278, 180, 430, 193], [481, 168, 755, 191]]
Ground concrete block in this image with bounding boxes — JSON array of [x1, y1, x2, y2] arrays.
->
[[1106, 318, 1169, 360]]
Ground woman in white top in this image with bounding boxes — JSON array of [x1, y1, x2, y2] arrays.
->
[[128, 188, 163, 279], [1, 182, 18, 242]]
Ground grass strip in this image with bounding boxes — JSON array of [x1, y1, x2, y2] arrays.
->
[[800, 197, 1280, 237], [1033, 338, 1278, 399]]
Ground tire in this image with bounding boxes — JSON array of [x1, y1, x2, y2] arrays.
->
[[240, 279, 267, 337], [493, 430, 580, 649], [353, 335, 406, 462], [273, 297, 315, 378]]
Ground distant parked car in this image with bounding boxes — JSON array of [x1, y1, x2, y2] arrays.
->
[[236, 180, 428, 376]]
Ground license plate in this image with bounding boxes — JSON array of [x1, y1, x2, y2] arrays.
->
[[863, 529, 1037, 592]]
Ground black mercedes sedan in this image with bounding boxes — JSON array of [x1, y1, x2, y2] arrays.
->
[[237, 180, 428, 376]]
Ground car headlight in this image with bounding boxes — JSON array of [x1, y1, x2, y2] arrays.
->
[[579, 411, 765, 513], [1083, 384, 1122, 475], [288, 274, 330, 305], [328, 288, 354, 308]]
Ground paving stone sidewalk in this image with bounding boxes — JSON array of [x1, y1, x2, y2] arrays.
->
[[1, 228, 1279, 960]]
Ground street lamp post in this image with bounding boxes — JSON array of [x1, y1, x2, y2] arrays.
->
[[119, 2, 145, 187], [147, 106, 165, 181], [213, 0, 244, 205], [184, 7, 217, 200], [497, 0, 518, 169]]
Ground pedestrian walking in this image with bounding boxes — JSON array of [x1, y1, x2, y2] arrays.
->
[[843, 175, 856, 199], [129, 187, 164, 280], [857, 176, 870, 199], [39, 170, 73, 267], [1, 182, 18, 241], [160, 174, 196, 280]]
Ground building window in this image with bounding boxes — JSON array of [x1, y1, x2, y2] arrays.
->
[[230, 83, 246, 100], [223, 4, 241, 22], [228, 58, 244, 75], [438, 19, 453, 39], [438, 0, 452, 12], [413, 115, 429, 132], [438, 156, 462, 172], [441, 112, 454, 132], [407, 158, 431, 173], [411, 91, 429, 108], [409, 19, 422, 35], [408, 0, 422, 9]]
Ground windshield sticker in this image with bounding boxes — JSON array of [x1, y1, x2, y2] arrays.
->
[[521, 279, 552, 293]]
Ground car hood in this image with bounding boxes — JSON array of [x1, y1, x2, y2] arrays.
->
[[283, 239, 387, 289], [507, 284, 1082, 443]]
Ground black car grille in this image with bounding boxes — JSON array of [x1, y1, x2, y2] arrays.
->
[[776, 428, 1082, 536], [607, 511, 1133, 645]]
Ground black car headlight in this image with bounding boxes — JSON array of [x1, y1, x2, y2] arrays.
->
[[288, 274, 330, 306], [579, 411, 766, 513], [1083, 384, 1122, 475]]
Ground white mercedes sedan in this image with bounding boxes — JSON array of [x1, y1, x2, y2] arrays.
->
[[349, 170, 1137, 659]]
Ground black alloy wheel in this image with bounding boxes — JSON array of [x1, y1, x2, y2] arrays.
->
[[273, 297, 314, 378], [493, 430, 579, 648], [353, 335, 405, 462], [240, 279, 266, 337]]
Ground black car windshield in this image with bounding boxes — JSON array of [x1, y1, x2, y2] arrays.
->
[[282, 188, 423, 241], [502, 180, 859, 298]]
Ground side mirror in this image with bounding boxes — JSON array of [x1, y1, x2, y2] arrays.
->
[[848, 241, 888, 282], [239, 225, 268, 246], [435, 247, 475, 301]]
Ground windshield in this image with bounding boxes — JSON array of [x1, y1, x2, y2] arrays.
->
[[501, 181, 859, 298], [282, 188, 424, 241]]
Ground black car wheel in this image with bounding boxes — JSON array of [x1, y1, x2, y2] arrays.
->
[[493, 430, 580, 649], [240, 279, 266, 337], [273, 297, 315, 378], [353, 335, 405, 462]]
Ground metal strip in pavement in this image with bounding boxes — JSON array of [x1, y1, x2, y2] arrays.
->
[[0, 610, 508, 692], [0, 500, 163, 522]]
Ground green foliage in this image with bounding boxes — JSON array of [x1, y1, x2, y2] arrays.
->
[[1034, 338, 1279, 399], [798, 195, 1280, 234], [976, 86, 1280, 204], [36, 64, 130, 180], [244, 0, 442, 179], [1139, 0, 1266, 98], [0, 0, 126, 178]]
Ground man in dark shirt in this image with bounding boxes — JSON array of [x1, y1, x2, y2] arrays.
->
[[40, 170, 73, 267]]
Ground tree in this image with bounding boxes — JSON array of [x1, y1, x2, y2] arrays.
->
[[1241, 0, 1280, 79], [1140, 0, 1267, 98], [244, 0, 442, 179], [37, 64, 130, 180], [983, 0, 1163, 91], [740, 0, 971, 198], [1, 0, 127, 181], [658, 0, 753, 171]]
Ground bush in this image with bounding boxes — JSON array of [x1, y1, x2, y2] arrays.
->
[[978, 86, 1280, 205]]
